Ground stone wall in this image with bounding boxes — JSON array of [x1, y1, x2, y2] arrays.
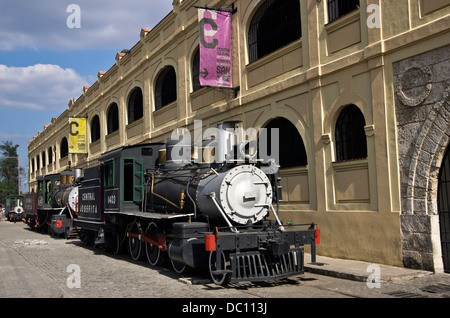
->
[[394, 45, 450, 271]]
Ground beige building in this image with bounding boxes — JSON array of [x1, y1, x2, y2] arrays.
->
[[28, 0, 450, 272]]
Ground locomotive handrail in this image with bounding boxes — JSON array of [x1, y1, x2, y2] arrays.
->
[[208, 192, 238, 233], [269, 203, 285, 231], [185, 178, 197, 219], [146, 172, 184, 211]]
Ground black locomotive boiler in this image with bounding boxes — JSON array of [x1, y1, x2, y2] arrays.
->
[[71, 121, 319, 285]]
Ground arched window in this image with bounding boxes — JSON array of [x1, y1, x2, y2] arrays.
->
[[155, 66, 177, 111], [248, 0, 302, 64], [91, 115, 100, 143], [60, 137, 68, 158], [192, 49, 201, 92], [107, 103, 119, 135], [48, 147, 53, 164], [41, 151, 46, 167], [262, 117, 308, 169], [335, 104, 367, 161], [36, 155, 40, 170], [127, 88, 143, 124]]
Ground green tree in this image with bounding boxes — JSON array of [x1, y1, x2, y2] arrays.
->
[[0, 141, 23, 202]]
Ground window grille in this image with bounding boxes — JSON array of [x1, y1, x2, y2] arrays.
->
[[248, 0, 302, 64], [48, 147, 53, 164], [192, 49, 201, 92], [335, 104, 367, 161], [107, 103, 119, 135], [327, 0, 360, 23], [91, 115, 100, 143], [127, 88, 143, 124], [263, 117, 308, 168], [60, 138, 68, 158], [155, 66, 177, 111]]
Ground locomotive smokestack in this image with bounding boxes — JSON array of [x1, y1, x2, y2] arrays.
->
[[216, 121, 242, 164]]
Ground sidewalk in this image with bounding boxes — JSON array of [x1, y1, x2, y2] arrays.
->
[[304, 254, 434, 283]]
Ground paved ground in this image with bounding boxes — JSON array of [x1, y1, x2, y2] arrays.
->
[[1, 218, 449, 305]]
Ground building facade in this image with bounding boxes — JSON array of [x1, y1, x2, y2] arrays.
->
[[28, 0, 450, 272]]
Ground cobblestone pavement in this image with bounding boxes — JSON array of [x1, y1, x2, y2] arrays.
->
[[1, 220, 449, 301]]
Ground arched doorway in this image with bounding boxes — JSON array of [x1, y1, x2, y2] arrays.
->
[[438, 144, 450, 273]]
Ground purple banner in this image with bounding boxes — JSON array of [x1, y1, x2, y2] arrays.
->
[[198, 9, 232, 88]]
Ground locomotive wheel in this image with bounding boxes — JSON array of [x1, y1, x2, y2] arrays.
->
[[209, 251, 231, 286], [171, 260, 188, 274], [128, 223, 143, 261], [109, 233, 124, 255], [28, 219, 36, 230], [145, 223, 162, 266]]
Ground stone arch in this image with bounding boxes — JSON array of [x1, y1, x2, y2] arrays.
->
[[400, 84, 450, 271], [394, 45, 450, 271], [403, 85, 450, 215]]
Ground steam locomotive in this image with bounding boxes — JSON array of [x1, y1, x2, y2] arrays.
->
[[25, 121, 319, 285], [4, 195, 24, 222], [24, 170, 79, 238]]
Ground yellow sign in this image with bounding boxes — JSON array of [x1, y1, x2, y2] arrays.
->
[[69, 117, 87, 154]]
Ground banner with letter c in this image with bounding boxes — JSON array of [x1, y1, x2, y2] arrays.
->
[[198, 9, 232, 88], [69, 117, 87, 154]]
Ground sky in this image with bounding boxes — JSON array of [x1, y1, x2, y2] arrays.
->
[[0, 0, 173, 191]]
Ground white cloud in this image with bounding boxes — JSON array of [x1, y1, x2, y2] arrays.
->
[[0, 0, 173, 51], [0, 64, 88, 111], [0, 131, 29, 139]]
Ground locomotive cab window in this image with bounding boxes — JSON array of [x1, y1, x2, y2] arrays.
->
[[122, 158, 144, 203], [104, 160, 115, 188], [37, 180, 44, 195]]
